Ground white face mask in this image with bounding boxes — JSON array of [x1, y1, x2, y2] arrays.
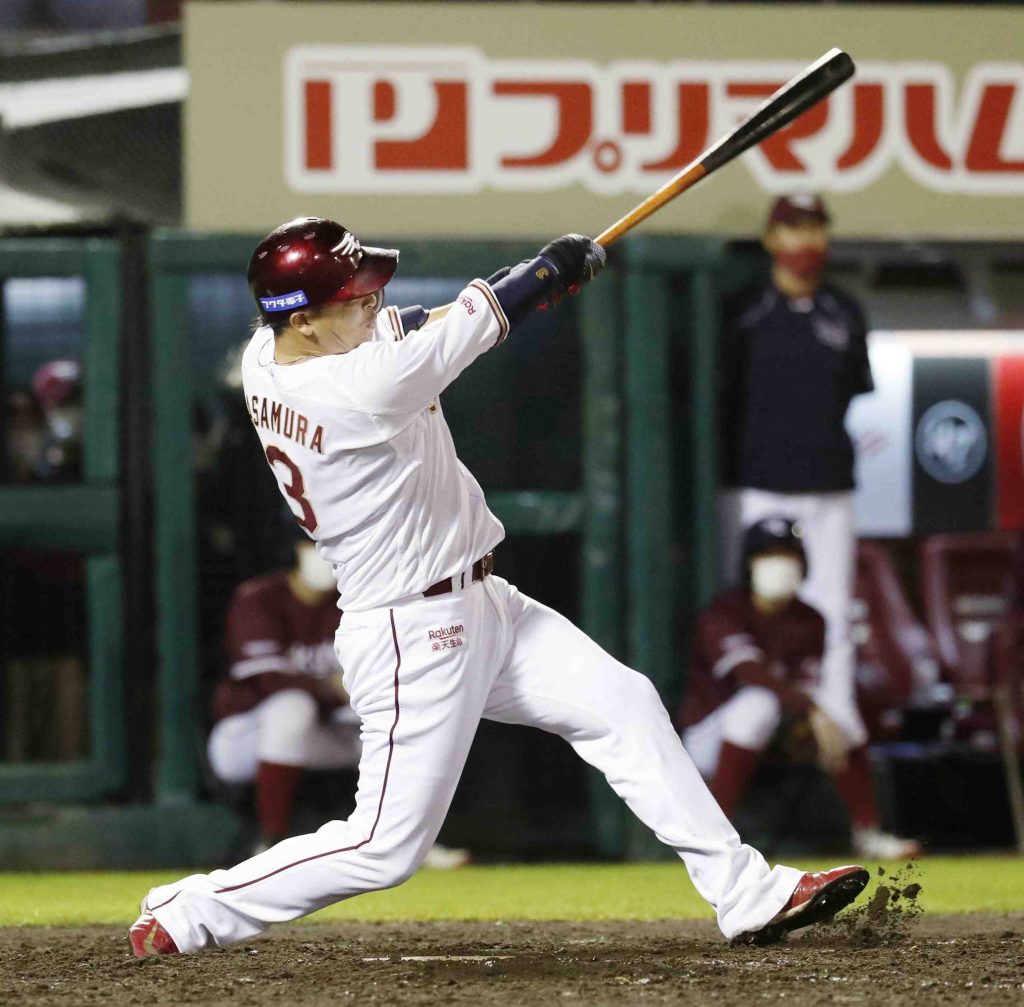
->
[[297, 544, 337, 593], [46, 405, 83, 441], [750, 555, 803, 602]]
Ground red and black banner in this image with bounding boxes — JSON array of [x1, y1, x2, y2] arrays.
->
[[994, 355, 1024, 532]]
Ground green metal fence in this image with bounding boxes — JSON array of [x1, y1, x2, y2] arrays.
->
[[0, 239, 124, 803], [620, 235, 725, 858]]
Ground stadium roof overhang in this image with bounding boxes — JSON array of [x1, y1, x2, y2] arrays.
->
[[0, 24, 184, 228]]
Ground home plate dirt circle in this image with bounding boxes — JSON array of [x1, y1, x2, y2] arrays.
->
[[3, 914, 1024, 1006]]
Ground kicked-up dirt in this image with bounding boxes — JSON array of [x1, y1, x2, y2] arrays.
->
[[2, 875, 1022, 1007]]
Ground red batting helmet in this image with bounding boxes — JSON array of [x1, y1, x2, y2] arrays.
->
[[248, 217, 399, 324]]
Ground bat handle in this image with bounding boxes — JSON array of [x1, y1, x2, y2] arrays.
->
[[593, 162, 707, 249], [594, 223, 625, 248]]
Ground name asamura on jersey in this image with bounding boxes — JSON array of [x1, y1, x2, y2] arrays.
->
[[240, 284, 508, 612], [249, 395, 326, 455]]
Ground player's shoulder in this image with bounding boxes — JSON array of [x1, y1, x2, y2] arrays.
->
[[787, 597, 827, 630], [242, 326, 273, 366], [818, 283, 866, 325], [232, 570, 293, 609], [703, 587, 753, 621], [728, 283, 778, 330], [240, 326, 275, 391]]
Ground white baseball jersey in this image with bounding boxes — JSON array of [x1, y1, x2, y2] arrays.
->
[[240, 280, 510, 611]]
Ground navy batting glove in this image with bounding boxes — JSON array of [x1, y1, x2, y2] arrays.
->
[[538, 234, 606, 291]]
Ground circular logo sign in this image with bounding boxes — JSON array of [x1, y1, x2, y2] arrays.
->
[[914, 400, 988, 485]]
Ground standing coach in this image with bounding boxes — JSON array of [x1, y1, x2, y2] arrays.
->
[[721, 193, 874, 758]]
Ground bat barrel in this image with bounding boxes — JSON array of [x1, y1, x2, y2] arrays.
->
[[594, 49, 855, 248], [702, 48, 855, 173]]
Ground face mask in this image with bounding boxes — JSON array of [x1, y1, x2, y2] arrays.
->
[[750, 555, 803, 603], [46, 406, 83, 441], [774, 246, 827, 281], [297, 545, 337, 592]]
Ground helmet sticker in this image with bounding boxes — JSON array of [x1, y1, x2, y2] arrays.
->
[[259, 290, 309, 312]]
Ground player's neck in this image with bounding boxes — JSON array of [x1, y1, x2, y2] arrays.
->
[[274, 328, 328, 365], [752, 592, 791, 616], [771, 266, 820, 300], [287, 571, 331, 606]]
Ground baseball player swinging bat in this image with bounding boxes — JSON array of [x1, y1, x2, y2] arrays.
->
[[595, 48, 855, 247], [131, 47, 872, 960]]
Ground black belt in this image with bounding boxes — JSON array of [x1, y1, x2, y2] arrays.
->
[[423, 551, 495, 598]]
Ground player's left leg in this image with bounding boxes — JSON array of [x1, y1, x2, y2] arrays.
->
[[136, 582, 506, 953], [807, 685, 920, 858], [480, 578, 803, 940]]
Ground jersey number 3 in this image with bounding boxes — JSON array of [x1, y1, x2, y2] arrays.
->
[[265, 446, 318, 534]]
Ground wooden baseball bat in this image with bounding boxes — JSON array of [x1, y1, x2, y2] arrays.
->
[[595, 48, 856, 247]]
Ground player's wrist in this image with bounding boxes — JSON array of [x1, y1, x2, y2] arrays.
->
[[488, 255, 562, 327]]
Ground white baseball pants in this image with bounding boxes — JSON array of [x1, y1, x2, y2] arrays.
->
[[721, 488, 867, 747], [144, 575, 801, 951], [207, 689, 361, 783]]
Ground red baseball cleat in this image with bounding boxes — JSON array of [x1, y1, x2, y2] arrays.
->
[[129, 912, 180, 957], [735, 865, 870, 946]]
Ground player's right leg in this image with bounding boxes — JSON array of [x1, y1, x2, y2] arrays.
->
[[135, 583, 507, 954], [481, 579, 866, 941]]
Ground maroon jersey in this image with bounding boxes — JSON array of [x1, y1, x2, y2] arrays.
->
[[212, 572, 345, 722], [678, 588, 825, 729]]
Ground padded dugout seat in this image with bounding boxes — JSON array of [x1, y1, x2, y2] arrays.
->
[[919, 532, 1018, 700]]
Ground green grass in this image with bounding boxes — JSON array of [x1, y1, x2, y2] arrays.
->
[[1, 857, 1021, 928]]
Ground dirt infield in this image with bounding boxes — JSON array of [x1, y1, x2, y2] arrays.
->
[[2, 913, 1022, 1007]]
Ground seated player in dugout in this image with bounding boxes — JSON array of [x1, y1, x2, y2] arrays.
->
[[679, 518, 920, 860], [132, 218, 872, 958], [208, 524, 470, 868]]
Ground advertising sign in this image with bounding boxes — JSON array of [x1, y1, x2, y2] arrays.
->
[[849, 332, 1024, 537], [186, 3, 1024, 238], [848, 340, 914, 537]]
